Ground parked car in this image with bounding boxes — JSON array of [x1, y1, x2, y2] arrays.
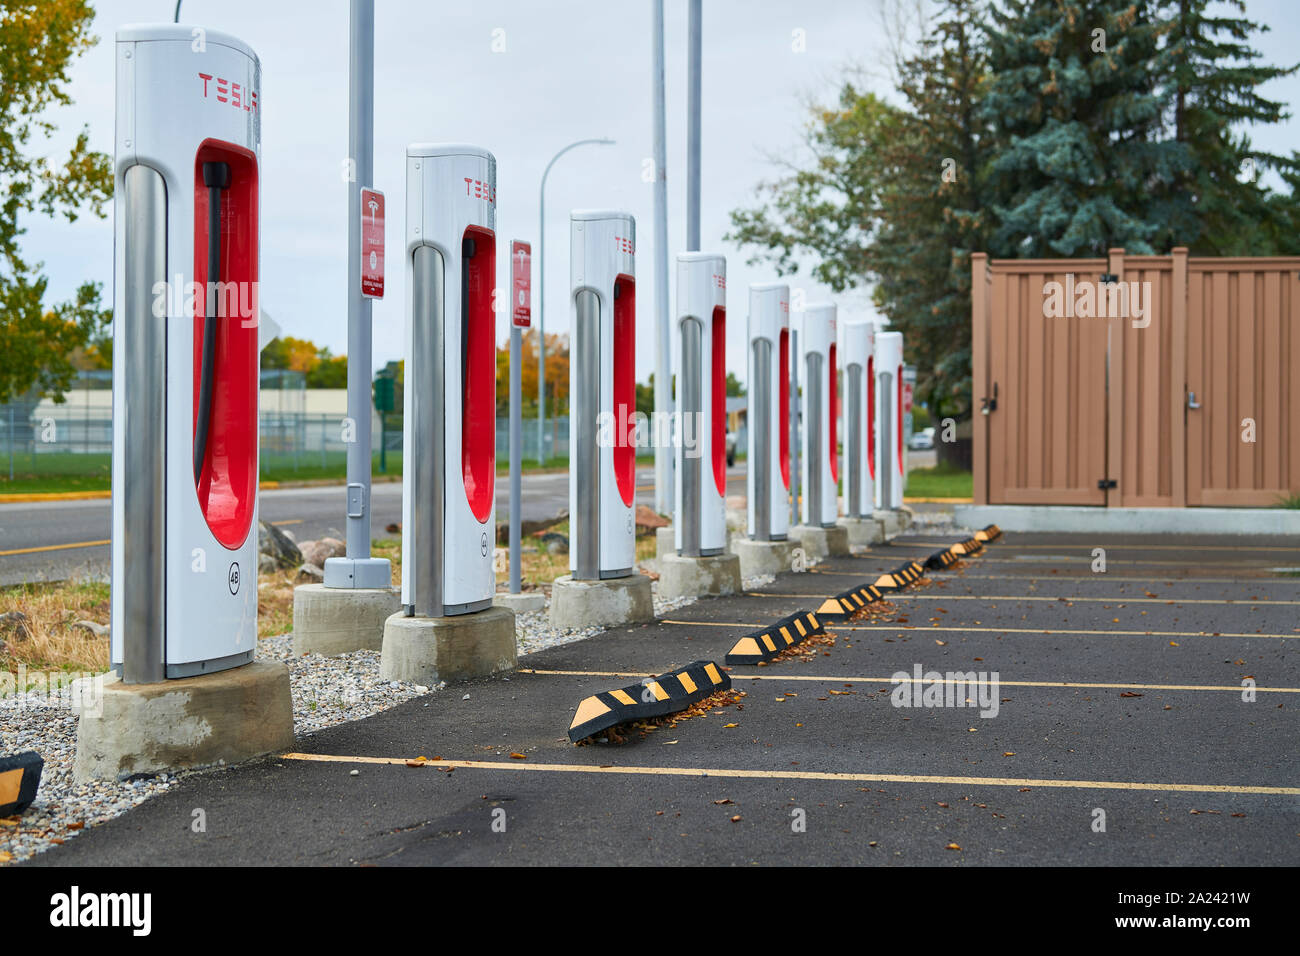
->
[[909, 428, 935, 451]]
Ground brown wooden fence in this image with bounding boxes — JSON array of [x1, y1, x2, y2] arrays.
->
[[972, 248, 1300, 507]]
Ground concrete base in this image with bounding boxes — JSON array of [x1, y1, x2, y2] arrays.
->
[[873, 509, 912, 537], [658, 552, 743, 602], [839, 516, 885, 547], [380, 606, 516, 685], [955, 504, 1300, 536], [656, 526, 676, 560], [293, 584, 401, 656], [733, 537, 794, 578], [790, 524, 851, 559], [550, 574, 655, 629], [494, 591, 546, 614], [73, 661, 295, 783]]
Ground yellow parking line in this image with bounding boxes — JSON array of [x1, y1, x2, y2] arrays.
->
[[0, 538, 109, 557], [279, 752, 1300, 797], [517, 668, 1299, 694], [746, 591, 1300, 606], [658, 619, 1298, 639]]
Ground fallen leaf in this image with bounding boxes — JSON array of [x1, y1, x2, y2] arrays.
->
[[945, 843, 961, 851], [730, 815, 742, 823], [66, 822, 85, 831], [1003, 752, 1016, 757], [713, 799, 734, 805], [509, 753, 527, 760], [1120, 691, 1143, 698], [723, 723, 738, 728]]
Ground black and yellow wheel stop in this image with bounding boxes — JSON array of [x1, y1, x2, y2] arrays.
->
[[725, 609, 826, 664], [873, 559, 925, 591], [0, 751, 43, 816], [814, 583, 884, 621], [568, 660, 731, 743], [976, 524, 1002, 542], [925, 546, 960, 570]]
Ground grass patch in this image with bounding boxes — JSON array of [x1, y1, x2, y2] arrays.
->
[[493, 521, 658, 587], [905, 462, 973, 499], [1275, 492, 1300, 509], [0, 578, 111, 680]]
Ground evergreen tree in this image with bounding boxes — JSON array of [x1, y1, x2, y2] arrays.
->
[[1160, 0, 1300, 253], [980, 0, 1190, 257]]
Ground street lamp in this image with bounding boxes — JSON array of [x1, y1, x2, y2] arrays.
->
[[537, 137, 615, 464]]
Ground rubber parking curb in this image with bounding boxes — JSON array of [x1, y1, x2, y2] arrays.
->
[[814, 583, 885, 621], [976, 524, 1002, 542], [925, 546, 961, 570], [873, 559, 925, 591], [0, 751, 43, 816], [724, 609, 825, 664], [567, 660, 731, 743]]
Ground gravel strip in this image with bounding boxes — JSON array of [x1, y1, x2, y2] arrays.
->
[[2, 562, 784, 863]]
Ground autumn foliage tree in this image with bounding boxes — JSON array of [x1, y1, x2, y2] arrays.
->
[[0, 0, 113, 404]]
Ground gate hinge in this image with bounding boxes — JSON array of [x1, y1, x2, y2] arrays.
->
[[1097, 478, 1117, 490]]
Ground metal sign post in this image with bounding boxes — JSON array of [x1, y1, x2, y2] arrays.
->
[[509, 240, 531, 595]]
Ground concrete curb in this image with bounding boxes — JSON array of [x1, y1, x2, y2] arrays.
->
[[955, 505, 1300, 536]]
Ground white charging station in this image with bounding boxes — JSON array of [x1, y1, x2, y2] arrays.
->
[[569, 210, 637, 580], [674, 253, 728, 557], [841, 319, 877, 519], [110, 25, 262, 681], [746, 282, 790, 541], [401, 144, 498, 617], [875, 330, 905, 511], [799, 303, 839, 528]]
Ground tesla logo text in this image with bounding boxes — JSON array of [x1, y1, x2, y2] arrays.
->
[[198, 73, 258, 112], [464, 178, 496, 203], [615, 236, 634, 255]]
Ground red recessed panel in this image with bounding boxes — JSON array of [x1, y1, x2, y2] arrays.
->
[[613, 275, 636, 507], [896, 363, 904, 476], [193, 139, 258, 551], [462, 226, 496, 522], [711, 306, 727, 496], [867, 356, 876, 480], [778, 328, 790, 489], [828, 343, 839, 483]]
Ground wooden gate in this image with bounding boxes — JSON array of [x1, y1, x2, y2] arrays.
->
[[972, 249, 1300, 507]]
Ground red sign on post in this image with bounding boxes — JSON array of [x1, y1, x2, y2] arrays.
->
[[360, 187, 384, 299], [511, 240, 531, 328]]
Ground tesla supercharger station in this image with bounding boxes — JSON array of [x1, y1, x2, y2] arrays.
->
[[875, 331, 906, 511], [841, 319, 877, 519], [674, 253, 729, 558], [549, 212, 652, 628], [569, 211, 637, 580], [799, 303, 839, 529], [110, 25, 262, 682], [400, 145, 498, 619], [78, 24, 293, 782], [746, 283, 790, 541]]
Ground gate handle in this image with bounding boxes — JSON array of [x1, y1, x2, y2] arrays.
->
[[981, 382, 998, 415], [1187, 390, 1201, 410]]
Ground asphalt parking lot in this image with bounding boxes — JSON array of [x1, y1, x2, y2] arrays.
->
[[30, 528, 1300, 866]]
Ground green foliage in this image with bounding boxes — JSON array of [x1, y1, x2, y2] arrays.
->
[[729, 0, 1300, 423], [0, 0, 113, 404]]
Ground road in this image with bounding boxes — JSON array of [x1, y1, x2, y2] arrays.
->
[[0, 467, 744, 586], [27, 529, 1300, 866]]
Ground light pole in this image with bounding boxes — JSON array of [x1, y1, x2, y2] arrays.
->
[[537, 137, 614, 464]]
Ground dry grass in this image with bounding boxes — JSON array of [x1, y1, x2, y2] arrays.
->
[[494, 521, 658, 587], [2, 523, 647, 686], [1, 578, 111, 680]]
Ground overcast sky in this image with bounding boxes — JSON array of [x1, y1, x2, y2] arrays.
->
[[23, 0, 1300, 387]]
